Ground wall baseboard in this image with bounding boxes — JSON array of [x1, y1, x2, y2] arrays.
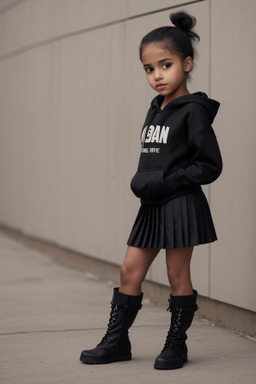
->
[[1, 224, 255, 338]]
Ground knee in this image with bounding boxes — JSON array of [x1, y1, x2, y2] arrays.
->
[[167, 268, 189, 291], [120, 262, 142, 286], [120, 262, 133, 286], [168, 270, 180, 290]]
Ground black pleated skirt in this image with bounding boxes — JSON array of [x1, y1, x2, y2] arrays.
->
[[127, 190, 217, 249]]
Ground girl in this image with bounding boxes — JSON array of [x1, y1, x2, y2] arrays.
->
[[80, 11, 222, 370]]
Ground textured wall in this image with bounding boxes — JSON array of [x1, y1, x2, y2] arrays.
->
[[0, 0, 255, 312]]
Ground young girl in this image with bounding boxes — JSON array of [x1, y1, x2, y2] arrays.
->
[[80, 11, 222, 370]]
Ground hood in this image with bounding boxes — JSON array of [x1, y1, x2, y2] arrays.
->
[[150, 92, 220, 124]]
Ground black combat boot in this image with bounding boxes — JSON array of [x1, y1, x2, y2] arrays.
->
[[80, 287, 143, 364], [154, 290, 198, 370]]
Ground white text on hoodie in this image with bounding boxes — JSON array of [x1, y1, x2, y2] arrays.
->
[[141, 125, 170, 145]]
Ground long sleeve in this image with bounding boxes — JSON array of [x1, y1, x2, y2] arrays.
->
[[165, 106, 222, 193]]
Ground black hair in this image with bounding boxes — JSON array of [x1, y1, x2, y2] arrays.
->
[[139, 11, 200, 62]]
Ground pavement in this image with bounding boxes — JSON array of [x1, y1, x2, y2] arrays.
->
[[0, 231, 255, 384]]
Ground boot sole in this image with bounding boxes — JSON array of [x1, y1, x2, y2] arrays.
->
[[154, 356, 187, 370], [80, 353, 132, 365]]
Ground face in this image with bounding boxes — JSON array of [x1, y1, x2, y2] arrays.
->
[[141, 42, 192, 107]]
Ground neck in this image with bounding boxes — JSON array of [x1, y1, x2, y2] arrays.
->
[[161, 88, 190, 110]]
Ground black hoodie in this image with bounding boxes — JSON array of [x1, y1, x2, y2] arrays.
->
[[130, 92, 222, 205]]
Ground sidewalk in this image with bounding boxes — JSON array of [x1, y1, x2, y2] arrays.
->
[[0, 231, 255, 384]]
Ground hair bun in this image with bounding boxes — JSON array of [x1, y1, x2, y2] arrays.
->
[[139, 10, 200, 61], [170, 11, 198, 39]]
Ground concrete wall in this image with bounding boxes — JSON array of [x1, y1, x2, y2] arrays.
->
[[0, 0, 255, 313]]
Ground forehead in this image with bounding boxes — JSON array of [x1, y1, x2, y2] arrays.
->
[[141, 42, 179, 64]]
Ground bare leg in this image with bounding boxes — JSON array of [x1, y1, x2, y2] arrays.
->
[[165, 247, 194, 296], [119, 246, 160, 295]]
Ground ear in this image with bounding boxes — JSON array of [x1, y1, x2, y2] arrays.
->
[[184, 56, 193, 72]]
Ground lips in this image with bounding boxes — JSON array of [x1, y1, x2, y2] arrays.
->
[[156, 83, 167, 90]]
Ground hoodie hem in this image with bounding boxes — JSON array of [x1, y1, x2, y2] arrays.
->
[[140, 186, 202, 206]]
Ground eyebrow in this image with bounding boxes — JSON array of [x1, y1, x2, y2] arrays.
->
[[143, 58, 173, 67]]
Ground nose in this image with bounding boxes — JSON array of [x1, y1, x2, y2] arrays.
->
[[154, 68, 163, 80]]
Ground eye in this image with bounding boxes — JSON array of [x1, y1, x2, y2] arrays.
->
[[144, 67, 154, 73], [162, 62, 171, 69]]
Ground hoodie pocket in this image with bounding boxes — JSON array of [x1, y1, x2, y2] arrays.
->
[[130, 170, 168, 200]]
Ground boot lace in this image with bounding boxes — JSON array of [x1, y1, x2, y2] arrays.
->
[[162, 301, 183, 351], [98, 302, 119, 346]]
